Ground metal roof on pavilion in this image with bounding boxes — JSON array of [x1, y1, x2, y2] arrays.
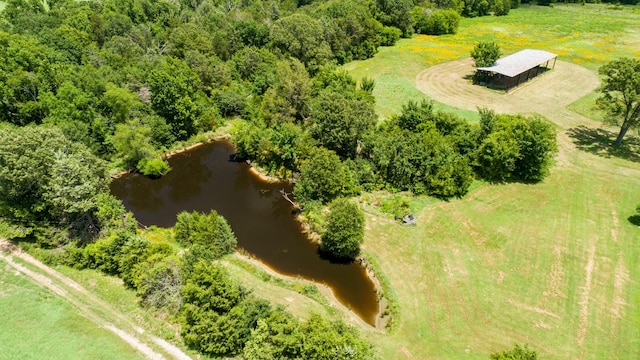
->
[[477, 49, 557, 78]]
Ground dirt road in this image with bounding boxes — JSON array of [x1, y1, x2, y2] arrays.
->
[[0, 239, 191, 360]]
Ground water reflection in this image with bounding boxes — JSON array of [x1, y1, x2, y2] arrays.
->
[[111, 141, 378, 325]]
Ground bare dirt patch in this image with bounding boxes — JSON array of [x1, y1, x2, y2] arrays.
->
[[577, 244, 596, 347], [611, 256, 629, 321], [415, 58, 599, 125], [507, 298, 561, 319], [416, 58, 603, 168], [544, 245, 567, 299]]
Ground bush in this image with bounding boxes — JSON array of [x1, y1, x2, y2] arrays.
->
[[137, 157, 171, 177], [471, 41, 501, 68], [379, 26, 402, 46], [490, 343, 538, 359], [321, 198, 365, 260], [293, 147, 357, 204], [474, 113, 557, 182], [414, 9, 460, 35], [174, 210, 237, 259]]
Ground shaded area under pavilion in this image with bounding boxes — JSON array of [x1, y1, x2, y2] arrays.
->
[[477, 49, 557, 92]]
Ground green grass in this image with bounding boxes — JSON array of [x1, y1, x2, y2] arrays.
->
[[54, 265, 189, 344], [345, 3, 640, 359], [344, 3, 640, 120], [0, 258, 144, 360]]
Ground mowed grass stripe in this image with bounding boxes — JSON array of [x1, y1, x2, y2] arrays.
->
[[349, 4, 640, 358], [366, 162, 640, 358]]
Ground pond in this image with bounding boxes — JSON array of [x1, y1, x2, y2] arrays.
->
[[110, 140, 379, 326]]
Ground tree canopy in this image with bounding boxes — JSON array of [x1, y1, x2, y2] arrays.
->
[[597, 57, 640, 146], [321, 198, 366, 259], [471, 41, 501, 68]]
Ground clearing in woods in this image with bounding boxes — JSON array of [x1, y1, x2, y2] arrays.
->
[[348, 3, 640, 360]]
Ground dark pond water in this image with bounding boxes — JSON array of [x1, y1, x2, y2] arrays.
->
[[110, 141, 379, 325]]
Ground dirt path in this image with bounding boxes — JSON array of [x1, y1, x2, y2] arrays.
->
[[0, 239, 191, 360]]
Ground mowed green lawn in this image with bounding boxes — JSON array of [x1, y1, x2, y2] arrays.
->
[[346, 3, 640, 359], [0, 258, 143, 360], [345, 3, 640, 120]]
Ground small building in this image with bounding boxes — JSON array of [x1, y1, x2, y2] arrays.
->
[[477, 49, 557, 92]]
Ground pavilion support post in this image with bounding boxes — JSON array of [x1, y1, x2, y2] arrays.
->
[[552, 57, 557, 69]]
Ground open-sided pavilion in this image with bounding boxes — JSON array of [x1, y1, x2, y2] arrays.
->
[[477, 49, 557, 91]]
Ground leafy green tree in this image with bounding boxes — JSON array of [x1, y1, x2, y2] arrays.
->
[[0, 31, 57, 126], [321, 198, 365, 259], [136, 254, 183, 313], [474, 131, 520, 182], [510, 116, 557, 182], [180, 260, 249, 355], [270, 13, 332, 73], [0, 126, 107, 222], [474, 113, 557, 182], [376, 0, 415, 37], [181, 260, 247, 314], [148, 56, 200, 140], [300, 314, 376, 360], [231, 46, 277, 95], [492, 0, 511, 16], [313, 0, 383, 64], [294, 147, 357, 204], [413, 8, 460, 35], [597, 57, 640, 146], [174, 210, 237, 259], [111, 118, 156, 169], [44, 149, 108, 220], [167, 22, 214, 58], [308, 91, 377, 159], [102, 83, 142, 124], [490, 344, 538, 360], [243, 309, 303, 360], [471, 41, 501, 68], [395, 99, 435, 132], [261, 59, 311, 125]]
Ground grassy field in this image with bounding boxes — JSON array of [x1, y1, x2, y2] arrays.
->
[[0, 258, 144, 360], [345, 3, 640, 120], [344, 3, 640, 359]]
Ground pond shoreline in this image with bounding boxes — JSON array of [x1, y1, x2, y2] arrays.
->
[[233, 251, 387, 331], [110, 137, 390, 329]]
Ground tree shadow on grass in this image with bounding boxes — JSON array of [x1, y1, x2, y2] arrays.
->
[[566, 126, 640, 163], [628, 214, 640, 226]]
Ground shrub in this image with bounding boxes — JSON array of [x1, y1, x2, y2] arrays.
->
[[490, 343, 538, 359], [379, 26, 402, 46], [174, 210, 237, 258], [471, 41, 501, 68], [137, 157, 171, 177], [321, 198, 365, 260], [414, 9, 460, 35], [293, 147, 357, 204]]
